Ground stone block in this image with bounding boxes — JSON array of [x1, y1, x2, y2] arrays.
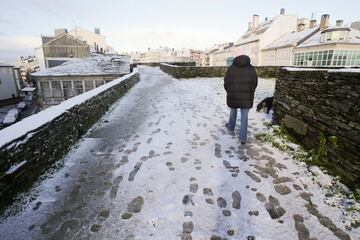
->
[[284, 114, 308, 136]]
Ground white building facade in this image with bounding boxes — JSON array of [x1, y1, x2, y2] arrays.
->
[[69, 27, 107, 53], [0, 63, 21, 101], [293, 17, 360, 67], [232, 9, 298, 66], [261, 20, 320, 66]]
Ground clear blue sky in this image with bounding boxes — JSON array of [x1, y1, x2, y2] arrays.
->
[[1, 0, 359, 62]]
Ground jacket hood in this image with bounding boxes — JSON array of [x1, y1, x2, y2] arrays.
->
[[232, 55, 251, 67]]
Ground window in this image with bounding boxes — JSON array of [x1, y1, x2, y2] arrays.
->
[[62, 81, 74, 99], [40, 81, 51, 98], [74, 81, 84, 95], [84, 80, 94, 92], [51, 81, 62, 98], [95, 80, 104, 88]]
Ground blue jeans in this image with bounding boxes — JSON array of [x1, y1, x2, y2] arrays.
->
[[228, 108, 250, 142]]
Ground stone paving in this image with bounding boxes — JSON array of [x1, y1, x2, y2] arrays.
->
[[0, 66, 357, 240]]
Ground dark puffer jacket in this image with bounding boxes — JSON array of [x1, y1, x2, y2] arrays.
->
[[224, 55, 258, 108]]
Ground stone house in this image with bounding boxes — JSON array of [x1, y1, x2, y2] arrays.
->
[[36, 30, 90, 70], [31, 54, 130, 106]]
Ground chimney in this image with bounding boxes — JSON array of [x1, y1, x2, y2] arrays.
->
[[54, 28, 68, 36], [252, 14, 259, 29], [248, 22, 252, 31], [336, 20, 344, 27], [94, 28, 100, 35], [310, 20, 317, 28], [297, 23, 305, 32], [280, 8, 285, 15], [320, 14, 330, 30]]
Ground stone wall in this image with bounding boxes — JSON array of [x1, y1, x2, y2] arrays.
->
[[0, 70, 140, 202], [138, 62, 196, 67], [273, 68, 360, 187], [159, 63, 281, 79]]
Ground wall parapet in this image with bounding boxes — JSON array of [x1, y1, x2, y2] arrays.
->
[[273, 68, 360, 187], [159, 63, 281, 79], [0, 69, 140, 202]]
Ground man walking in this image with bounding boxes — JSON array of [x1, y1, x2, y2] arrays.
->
[[224, 55, 258, 145]]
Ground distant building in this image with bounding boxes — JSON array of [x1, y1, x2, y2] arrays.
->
[[293, 15, 360, 67], [0, 62, 21, 101], [232, 9, 298, 66], [133, 46, 193, 63], [15, 56, 40, 83], [31, 54, 130, 106], [351, 21, 360, 31], [211, 42, 235, 66], [68, 27, 107, 53], [261, 20, 320, 66], [177, 48, 204, 66], [36, 29, 91, 70]]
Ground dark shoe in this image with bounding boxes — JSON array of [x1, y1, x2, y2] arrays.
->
[[225, 123, 234, 131]]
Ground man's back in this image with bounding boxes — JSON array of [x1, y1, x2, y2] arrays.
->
[[224, 55, 258, 109]]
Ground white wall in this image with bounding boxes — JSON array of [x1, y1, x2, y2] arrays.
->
[[259, 15, 297, 65], [35, 47, 46, 71], [0, 67, 19, 101], [262, 47, 293, 66], [69, 27, 107, 53]]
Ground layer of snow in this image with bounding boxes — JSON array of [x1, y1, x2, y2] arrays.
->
[[5, 160, 27, 175], [282, 67, 328, 72], [264, 27, 319, 50], [284, 67, 360, 73], [160, 63, 180, 68], [0, 67, 357, 240], [31, 54, 130, 77], [298, 27, 360, 48], [21, 87, 36, 92], [328, 68, 360, 73], [0, 69, 138, 148], [0, 61, 13, 67]]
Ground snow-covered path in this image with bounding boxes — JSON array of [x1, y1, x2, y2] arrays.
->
[[0, 66, 357, 240]]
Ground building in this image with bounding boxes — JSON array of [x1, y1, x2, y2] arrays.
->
[[211, 42, 235, 66], [132, 47, 193, 63], [351, 21, 360, 31], [31, 54, 130, 106], [15, 56, 40, 83], [293, 15, 360, 67], [69, 27, 107, 53], [232, 9, 298, 66], [261, 20, 320, 66], [177, 48, 204, 66], [36, 29, 91, 70], [0, 62, 21, 101]]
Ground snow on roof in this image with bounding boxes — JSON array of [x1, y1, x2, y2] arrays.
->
[[0, 68, 138, 148], [32, 54, 130, 77], [0, 61, 14, 67], [283, 67, 360, 73], [263, 27, 319, 50], [283, 67, 328, 72], [21, 87, 36, 92], [298, 27, 360, 48], [328, 68, 360, 73], [235, 16, 278, 46]]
